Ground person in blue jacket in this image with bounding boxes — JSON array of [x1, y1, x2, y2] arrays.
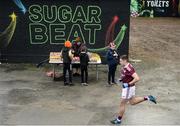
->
[[106, 42, 119, 86]]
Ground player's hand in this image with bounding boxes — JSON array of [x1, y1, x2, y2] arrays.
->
[[122, 83, 129, 88], [118, 79, 122, 82]]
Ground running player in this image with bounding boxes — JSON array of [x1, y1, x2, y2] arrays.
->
[[111, 55, 157, 124]]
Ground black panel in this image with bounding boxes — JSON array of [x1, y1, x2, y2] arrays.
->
[[0, 0, 130, 63]]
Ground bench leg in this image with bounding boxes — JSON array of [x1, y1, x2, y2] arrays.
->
[[53, 64, 55, 81]]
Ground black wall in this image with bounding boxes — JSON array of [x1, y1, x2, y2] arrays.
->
[[0, 0, 130, 63]]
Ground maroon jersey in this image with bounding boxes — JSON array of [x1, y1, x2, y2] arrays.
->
[[121, 63, 135, 83]]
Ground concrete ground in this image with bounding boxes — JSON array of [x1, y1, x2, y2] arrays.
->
[[0, 17, 180, 125]]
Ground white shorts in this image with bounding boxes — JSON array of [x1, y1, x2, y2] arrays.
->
[[121, 86, 135, 99]]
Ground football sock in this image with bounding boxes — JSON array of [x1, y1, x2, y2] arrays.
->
[[117, 116, 122, 121], [144, 96, 149, 101]]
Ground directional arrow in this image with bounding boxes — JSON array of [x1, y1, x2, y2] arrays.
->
[[88, 24, 127, 52]]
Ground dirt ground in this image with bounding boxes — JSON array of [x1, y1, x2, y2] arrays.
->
[[0, 17, 180, 125]]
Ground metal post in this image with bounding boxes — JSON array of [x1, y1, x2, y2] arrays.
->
[[96, 64, 99, 81], [53, 64, 55, 81]]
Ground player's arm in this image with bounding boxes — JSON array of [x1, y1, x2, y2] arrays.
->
[[129, 72, 140, 85]]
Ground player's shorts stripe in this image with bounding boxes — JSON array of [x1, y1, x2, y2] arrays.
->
[[126, 87, 130, 99]]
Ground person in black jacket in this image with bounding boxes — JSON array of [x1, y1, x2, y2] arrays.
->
[[72, 37, 82, 76], [80, 46, 89, 86], [61, 41, 74, 86], [106, 42, 119, 86]]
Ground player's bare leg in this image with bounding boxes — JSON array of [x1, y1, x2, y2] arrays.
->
[[129, 96, 145, 105], [111, 95, 157, 124], [119, 99, 128, 117], [129, 95, 157, 105], [111, 99, 128, 124]]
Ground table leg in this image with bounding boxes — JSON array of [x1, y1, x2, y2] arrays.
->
[[96, 64, 99, 81], [53, 64, 55, 81]]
